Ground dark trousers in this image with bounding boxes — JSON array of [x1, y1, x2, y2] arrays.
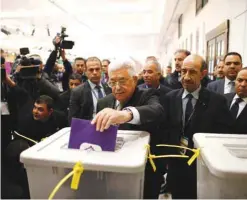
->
[[167, 158, 197, 199], [1, 115, 12, 153], [3, 139, 31, 199], [143, 160, 165, 199]]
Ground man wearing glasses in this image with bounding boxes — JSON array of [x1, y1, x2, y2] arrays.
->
[[92, 59, 165, 199]]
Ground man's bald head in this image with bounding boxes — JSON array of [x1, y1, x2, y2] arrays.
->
[[183, 54, 206, 71], [181, 54, 205, 92]]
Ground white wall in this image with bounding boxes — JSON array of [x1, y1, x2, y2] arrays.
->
[[160, 0, 247, 67]]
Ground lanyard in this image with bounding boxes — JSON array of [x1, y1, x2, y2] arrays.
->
[[182, 106, 196, 136]]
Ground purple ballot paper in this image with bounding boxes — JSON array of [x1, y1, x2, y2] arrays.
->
[[68, 118, 118, 152]]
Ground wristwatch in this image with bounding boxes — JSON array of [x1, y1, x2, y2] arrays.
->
[[123, 108, 133, 122]]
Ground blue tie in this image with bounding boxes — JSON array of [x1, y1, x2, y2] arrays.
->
[[95, 85, 104, 99]]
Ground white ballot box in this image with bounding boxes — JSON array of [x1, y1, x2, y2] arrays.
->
[[193, 133, 247, 199], [20, 127, 150, 199]]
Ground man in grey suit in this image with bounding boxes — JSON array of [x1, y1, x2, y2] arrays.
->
[[68, 57, 111, 123], [207, 52, 242, 95]]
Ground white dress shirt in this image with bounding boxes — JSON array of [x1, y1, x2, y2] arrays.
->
[[181, 86, 201, 125], [230, 94, 247, 118], [224, 77, 235, 94], [88, 80, 106, 117]]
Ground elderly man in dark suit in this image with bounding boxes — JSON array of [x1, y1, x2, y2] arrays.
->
[[92, 59, 165, 199], [162, 54, 232, 199], [225, 67, 247, 134], [207, 52, 243, 94], [68, 57, 111, 123]]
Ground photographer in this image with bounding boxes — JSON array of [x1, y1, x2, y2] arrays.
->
[[43, 36, 73, 92], [2, 94, 67, 199], [13, 57, 60, 101]]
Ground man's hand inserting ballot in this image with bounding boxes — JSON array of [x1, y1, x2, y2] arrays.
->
[[91, 108, 133, 132]]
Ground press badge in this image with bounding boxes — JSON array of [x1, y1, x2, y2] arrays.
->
[[180, 136, 188, 155]]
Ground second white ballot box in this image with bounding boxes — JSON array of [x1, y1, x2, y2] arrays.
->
[[193, 133, 247, 199]]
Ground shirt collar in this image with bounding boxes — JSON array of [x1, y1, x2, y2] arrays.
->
[[233, 94, 247, 103], [145, 84, 161, 89], [225, 77, 234, 85], [88, 80, 103, 89], [182, 85, 201, 100]]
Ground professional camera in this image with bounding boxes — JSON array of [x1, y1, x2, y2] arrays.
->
[[53, 27, 74, 50], [18, 57, 40, 80]]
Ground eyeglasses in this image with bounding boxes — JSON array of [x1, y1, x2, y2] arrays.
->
[[108, 79, 131, 87]]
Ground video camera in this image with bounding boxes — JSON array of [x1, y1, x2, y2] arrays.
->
[[14, 48, 41, 80], [59, 27, 74, 49], [18, 57, 40, 80], [53, 27, 74, 59]]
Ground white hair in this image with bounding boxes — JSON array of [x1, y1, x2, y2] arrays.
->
[[145, 60, 162, 73], [108, 58, 137, 77]]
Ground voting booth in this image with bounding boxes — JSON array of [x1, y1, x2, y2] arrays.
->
[[20, 127, 150, 199], [193, 133, 247, 199]]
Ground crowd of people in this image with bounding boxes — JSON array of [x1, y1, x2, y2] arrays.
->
[[1, 37, 247, 199]]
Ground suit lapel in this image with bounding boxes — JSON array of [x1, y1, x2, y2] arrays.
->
[[175, 89, 183, 127], [237, 103, 247, 120], [102, 83, 112, 95], [83, 81, 94, 116], [219, 79, 225, 94], [121, 88, 139, 109], [108, 95, 116, 109], [226, 93, 235, 108]]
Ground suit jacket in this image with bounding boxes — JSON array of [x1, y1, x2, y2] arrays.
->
[[97, 88, 166, 198], [166, 71, 182, 89], [55, 90, 71, 116], [138, 84, 171, 101], [225, 93, 247, 134], [97, 87, 165, 156], [207, 79, 225, 95], [201, 75, 213, 88], [162, 87, 233, 198], [163, 87, 232, 151], [68, 81, 111, 123], [16, 110, 68, 143]]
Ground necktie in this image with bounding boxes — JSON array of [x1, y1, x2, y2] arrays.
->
[[229, 81, 235, 93], [95, 85, 104, 99], [230, 98, 243, 118], [116, 102, 122, 111], [185, 94, 193, 124]]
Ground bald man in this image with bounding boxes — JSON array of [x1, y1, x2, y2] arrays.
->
[[161, 54, 232, 199]]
